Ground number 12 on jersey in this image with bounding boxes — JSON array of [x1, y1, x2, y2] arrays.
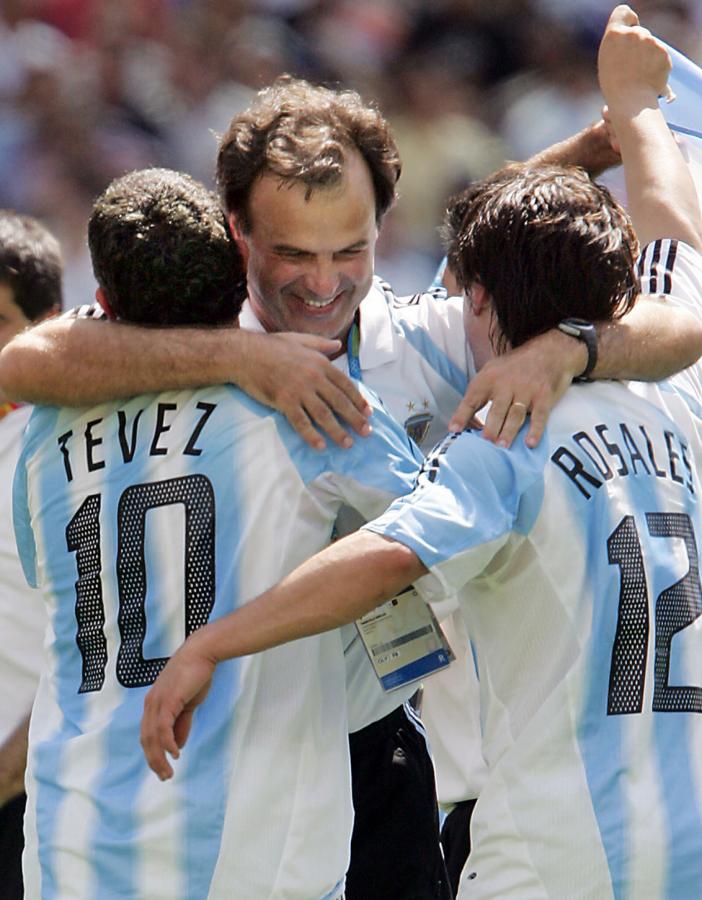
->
[[608, 512, 702, 716], [66, 474, 216, 694]]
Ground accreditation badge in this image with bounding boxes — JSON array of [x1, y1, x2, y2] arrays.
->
[[355, 587, 454, 691]]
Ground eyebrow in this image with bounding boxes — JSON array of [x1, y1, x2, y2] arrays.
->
[[273, 239, 369, 254]]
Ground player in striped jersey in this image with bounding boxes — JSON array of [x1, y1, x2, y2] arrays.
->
[[13, 168, 421, 899], [6, 57, 702, 900], [141, 8, 702, 897], [0, 211, 62, 900]]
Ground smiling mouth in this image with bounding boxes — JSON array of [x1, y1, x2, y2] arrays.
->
[[292, 291, 343, 310], [303, 296, 336, 308]]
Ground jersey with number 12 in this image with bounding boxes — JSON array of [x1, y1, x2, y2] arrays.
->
[[367, 240, 702, 899]]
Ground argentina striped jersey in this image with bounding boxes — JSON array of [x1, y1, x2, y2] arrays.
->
[[365, 241, 702, 898], [13, 382, 420, 900]]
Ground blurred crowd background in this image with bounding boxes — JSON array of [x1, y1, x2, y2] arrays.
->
[[1, 0, 700, 306]]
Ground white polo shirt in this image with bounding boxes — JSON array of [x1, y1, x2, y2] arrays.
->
[[242, 279, 485, 757]]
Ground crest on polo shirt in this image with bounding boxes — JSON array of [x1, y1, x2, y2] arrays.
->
[[403, 399, 433, 445]]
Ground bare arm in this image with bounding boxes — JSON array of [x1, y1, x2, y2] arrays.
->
[[526, 118, 621, 178], [141, 531, 424, 779], [0, 714, 29, 807], [598, 5, 702, 251], [450, 298, 702, 447], [0, 318, 371, 450]]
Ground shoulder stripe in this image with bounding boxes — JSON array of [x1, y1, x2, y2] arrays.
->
[[638, 239, 680, 295], [61, 304, 107, 320], [663, 241, 678, 295]]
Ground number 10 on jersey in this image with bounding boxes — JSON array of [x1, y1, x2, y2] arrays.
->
[[66, 474, 216, 693]]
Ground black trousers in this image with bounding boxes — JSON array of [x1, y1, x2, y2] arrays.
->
[[440, 799, 476, 897], [0, 793, 26, 900], [346, 704, 452, 900]]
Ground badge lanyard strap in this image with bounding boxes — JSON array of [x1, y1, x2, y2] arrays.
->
[[346, 314, 362, 381], [0, 401, 22, 424]]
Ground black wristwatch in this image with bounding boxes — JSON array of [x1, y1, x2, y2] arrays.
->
[[557, 318, 598, 382]]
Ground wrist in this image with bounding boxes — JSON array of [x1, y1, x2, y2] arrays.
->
[[605, 92, 660, 122], [185, 624, 221, 667], [550, 327, 589, 380], [557, 319, 598, 380]]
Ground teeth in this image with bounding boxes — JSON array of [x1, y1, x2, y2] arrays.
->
[[303, 297, 336, 308]]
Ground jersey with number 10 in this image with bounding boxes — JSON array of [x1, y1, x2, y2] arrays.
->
[[13, 382, 420, 900], [367, 240, 702, 898]]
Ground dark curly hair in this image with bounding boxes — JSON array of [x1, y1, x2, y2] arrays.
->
[[443, 164, 639, 352], [0, 211, 62, 319], [89, 168, 246, 326], [216, 75, 401, 231]]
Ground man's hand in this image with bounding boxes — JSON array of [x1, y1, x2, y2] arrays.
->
[[598, 5, 671, 112], [141, 637, 216, 781], [241, 332, 372, 451], [449, 330, 586, 448], [527, 117, 621, 178]]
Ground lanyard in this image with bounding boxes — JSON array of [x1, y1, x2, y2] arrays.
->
[[346, 314, 362, 381], [0, 402, 22, 424]]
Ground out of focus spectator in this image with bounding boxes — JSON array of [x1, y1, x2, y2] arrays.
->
[[0, 0, 701, 305]]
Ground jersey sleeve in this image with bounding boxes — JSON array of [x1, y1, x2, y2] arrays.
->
[[638, 240, 702, 401], [317, 384, 423, 520], [12, 413, 41, 588], [363, 429, 547, 602], [637, 240, 702, 317]]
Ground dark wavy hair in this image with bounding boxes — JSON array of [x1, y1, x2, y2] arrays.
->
[[443, 164, 639, 351], [0, 210, 62, 319], [89, 168, 246, 326], [216, 75, 401, 231]]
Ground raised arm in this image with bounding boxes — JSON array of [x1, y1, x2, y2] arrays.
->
[[598, 5, 702, 250], [140, 530, 424, 779], [449, 7, 702, 447], [0, 318, 371, 450]]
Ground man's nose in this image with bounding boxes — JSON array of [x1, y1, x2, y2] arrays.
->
[[304, 259, 340, 299]]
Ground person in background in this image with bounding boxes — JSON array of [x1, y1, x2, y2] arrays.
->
[[0, 209, 61, 900]]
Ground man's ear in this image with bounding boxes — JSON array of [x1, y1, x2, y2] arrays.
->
[[466, 281, 490, 315], [228, 214, 249, 266], [95, 287, 116, 319]]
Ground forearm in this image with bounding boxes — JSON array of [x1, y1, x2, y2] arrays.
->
[[534, 297, 702, 383], [0, 714, 30, 807], [0, 318, 243, 406], [193, 531, 426, 663], [526, 120, 621, 178], [592, 299, 702, 381]]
